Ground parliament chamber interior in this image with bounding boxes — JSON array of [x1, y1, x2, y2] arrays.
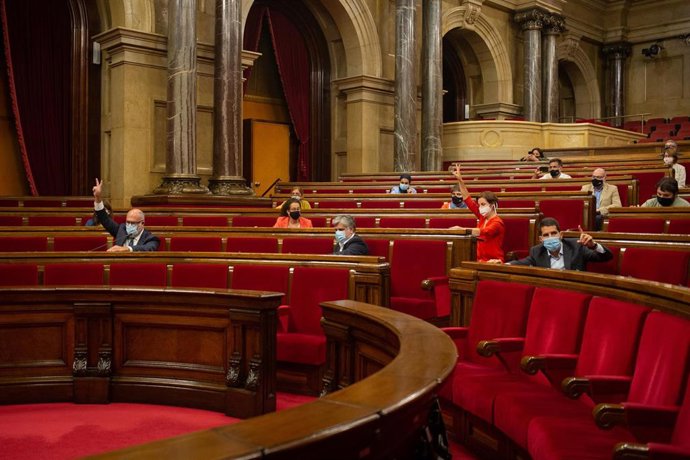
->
[[0, 0, 689, 459]]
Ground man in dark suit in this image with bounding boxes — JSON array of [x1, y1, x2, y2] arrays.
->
[[332, 214, 368, 256], [507, 217, 612, 270], [92, 178, 160, 252]]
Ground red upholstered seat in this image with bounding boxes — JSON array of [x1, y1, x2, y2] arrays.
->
[[352, 216, 376, 228], [281, 237, 334, 255], [389, 239, 450, 319], [181, 216, 229, 227], [526, 311, 690, 460], [668, 219, 690, 234], [230, 216, 276, 227], [620, 247, 690, 285], [492, 297, 649, 448], [0, 263, 38, 285], [378, 217, 426, 228], [499, 199, 535, 208], [109, 263, 167, 287], [364, 238, 390, 259], [169, 236, 223, 252], [502, 217, 532, 260], [23, 199, 64, 207], [0, 236, 48, 252], [403, 200, 444, 209], [28, 216, 78, 226], [454, 287, 591, 425], [427, 217, 477, 229], [538, 199, 585, 231], [171, 263, 228, 289], [607, 217, 665, 234], [226, 237, 278, 253], [231, 265, 290, 303], [614, 183, 630, 207], [639, 380, 690, 459], [44, 264, 104, 285], [0, 216, 23, 225], [144, 216, 179, 226], [64, 199, 94, 207], [360, 200, 401, 209], [314, 200, 358, 209], [277, 267, 351, 366], [634, 171, 667, 206], [438, 280, 534, 402], [308, 217, 329, 227], [53, 236, 108, 251]]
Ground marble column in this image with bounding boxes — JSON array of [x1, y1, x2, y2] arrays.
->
[[515, 9, 544, 122], [542, 16, 564, 123], [394, 0, 417, 172], [421, 0, 442, 171], [155, 0, 209, 195], [208, 0, 252, 195], [602, 43, 631, 128]]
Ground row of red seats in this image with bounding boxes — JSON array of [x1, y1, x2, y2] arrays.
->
[[441, 279, 690, 459], [605, 216, 690, 234]]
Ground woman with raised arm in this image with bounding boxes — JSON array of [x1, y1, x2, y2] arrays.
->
[[450, 164, 505, 262]]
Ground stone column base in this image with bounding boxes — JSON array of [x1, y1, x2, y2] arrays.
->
[[153, 175, 210, 195], [208, 176, 255, 196]]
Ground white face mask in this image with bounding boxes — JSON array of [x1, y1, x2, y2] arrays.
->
[[663, 156, 673, 166], [479, 205, 492, 217]]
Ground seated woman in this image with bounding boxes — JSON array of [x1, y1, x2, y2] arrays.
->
[[275, 186, 312, 210], [450, 165, 505, 262], [84, 201, 112, 226], [273, 198, 313, 228], [441, 184, 467, 209], [390, 173, 417, 194], [521, 147, 546, 162], [662, 140, 686, 188]]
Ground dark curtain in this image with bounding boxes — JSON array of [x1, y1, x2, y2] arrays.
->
[[244, 6, 311, 181], [1, 0, 72, 195]]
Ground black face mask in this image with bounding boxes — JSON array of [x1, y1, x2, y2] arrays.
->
[[591, 178, 604, 188], [657, 196, 674, 207], [451, 196, 463, 206], [549, 169, 560, 178], [289, 210, 301, 220]]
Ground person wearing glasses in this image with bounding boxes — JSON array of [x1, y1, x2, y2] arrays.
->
[[662, 140, 685, 188], [92, 178, 160, 252]]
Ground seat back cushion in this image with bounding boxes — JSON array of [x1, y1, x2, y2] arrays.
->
[[53, 236, 108, 251], [281, 237, 334, 255], [181, 216, 229, 227], [226, 237, 278, 253], [288, 266, 350, 335], [171, 263, 228, 289], [44, 264, 104, 285], [230, 265, 290, 304], [620, 247, 690, 285], [0, 236, 48, 252], [169, 236, 223, 252], [0, 263, 39, 285], [110, 263, 167, 287], [607, 218, 665, 234]]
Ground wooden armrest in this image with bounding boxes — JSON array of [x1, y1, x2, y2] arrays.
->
[[521, 354, 578, 375], [594, 403, 626, 429], [613, 442, 649, 460], [561, 375, 632, 401], [421, 276, 449, 290], [476, 338, 525, 357]]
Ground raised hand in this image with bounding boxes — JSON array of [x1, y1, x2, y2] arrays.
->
[[93, 178, 103, 202], [577, 225, 595, 248], [451, 163, 463, 181]]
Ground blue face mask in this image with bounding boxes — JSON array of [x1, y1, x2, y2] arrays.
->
[[399, 183, 409, 191], [125, 223, 139, 236], [543, 236, 561, 252], [335, 229, 347, 243]]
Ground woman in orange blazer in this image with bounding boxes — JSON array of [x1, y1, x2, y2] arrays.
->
[[273, 198, 313, 228]]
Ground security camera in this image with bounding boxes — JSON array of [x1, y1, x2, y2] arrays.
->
[[641, 43, 662, 58]]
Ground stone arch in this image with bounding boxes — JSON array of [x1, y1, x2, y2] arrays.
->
[[243, 0, 382, 77], [557, 39, 602, 120], [442, 7, 513, 104], [98, 0, 155, 32]]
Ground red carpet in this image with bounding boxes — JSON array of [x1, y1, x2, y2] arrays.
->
[[0, 393, 315, 459]]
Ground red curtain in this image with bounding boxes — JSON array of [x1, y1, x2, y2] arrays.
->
[[244, 6, 311, 180], [1, 0, 72, 195]]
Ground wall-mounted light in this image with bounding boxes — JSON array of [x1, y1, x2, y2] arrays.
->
[[641, 43, 662, 58], [680, 34, 690, 46]]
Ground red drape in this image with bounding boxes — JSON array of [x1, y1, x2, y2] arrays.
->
[[0, 0, 72, 195], [244, 6, 311, 180]]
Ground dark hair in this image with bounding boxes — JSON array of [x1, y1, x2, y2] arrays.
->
[[539, 217, 561, 232], [479, 191, 498, 206], [664, 152, 679, 164], [399, 173, 412, 182], [657, 177, 679, 195], [529, 148, 544, 158], [280, 197, 302, 216], [549, 158, 563, 167], [450, 184, 461, 192]]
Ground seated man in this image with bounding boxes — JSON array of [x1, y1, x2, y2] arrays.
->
[[641, 177, 690, 207], [390, 173, 417, 194], [92, 178, 160, 252], [504, 217, 612, 270], [534, 158, 572, 179], [332, 214, 368, 255], [441, 184, 467, 209], [580, 168, 621, 230]]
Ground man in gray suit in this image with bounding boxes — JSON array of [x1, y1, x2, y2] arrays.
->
[[507, 217, 612, 271]]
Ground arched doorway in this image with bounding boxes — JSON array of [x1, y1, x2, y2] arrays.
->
[[442, 36, 467, 122]]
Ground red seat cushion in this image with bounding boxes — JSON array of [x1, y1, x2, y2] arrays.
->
[[0, 263, 38, 285], [44, 264, 104, 285], [281, 237, 334, 255], [230, 265, 290, 303], [0, 216, 23, 225], [109, 263, 167, 287], [53, 236, 108, 251], [620, 248, 690, 285], [378, 217, 426, 228], [226, 237, 278, 253], [231, 216, 276, 227], [364, 238, 390, 259], [607, 218, 665, 234], [427, 217, 477, 229], [0, 236, 47, 252], [181, 216, 229, 227], [276, 332, 326, 365], [538, 199, 585, 231], [171, 264, 228, 289], [144, 216, 179, 226], [27, 216, 78, 226], [169, 236, 223, 252]]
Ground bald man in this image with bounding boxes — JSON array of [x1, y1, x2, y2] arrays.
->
[[92, 179, 160, 252], [580, 168, 622, 230]]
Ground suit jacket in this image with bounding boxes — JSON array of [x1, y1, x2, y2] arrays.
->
[[96, 208, 160, 251], [580, 183, 621, 216], [333, 234, 369, 256], [508, 238, 612, 271]]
